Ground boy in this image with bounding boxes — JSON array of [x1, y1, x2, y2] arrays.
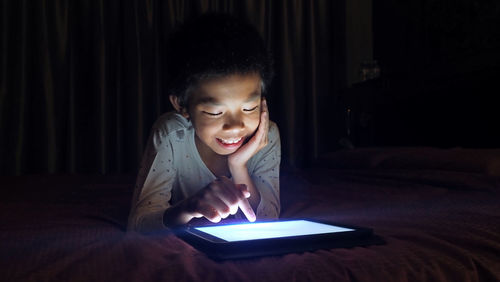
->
[[127, 13, 281, 232]]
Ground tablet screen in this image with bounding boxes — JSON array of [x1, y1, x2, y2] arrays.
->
[[194, 220, 354, 242]]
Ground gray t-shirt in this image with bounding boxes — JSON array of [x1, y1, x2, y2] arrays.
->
[[128, 112, 281, 232]]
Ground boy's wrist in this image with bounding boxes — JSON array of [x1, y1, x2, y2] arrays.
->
[[228, 162, 247, 176]]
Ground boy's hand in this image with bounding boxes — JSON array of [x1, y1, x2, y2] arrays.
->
[[228, 98, 269, 168], [184, 176, 256, 223]]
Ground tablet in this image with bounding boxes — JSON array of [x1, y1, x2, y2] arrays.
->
[[176, 219, 381, 260]]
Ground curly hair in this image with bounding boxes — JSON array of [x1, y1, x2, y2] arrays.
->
[[166, 13, 274, 108]]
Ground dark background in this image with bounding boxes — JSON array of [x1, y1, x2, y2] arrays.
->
[[1, 0, 499, 176], [369, 0, 500, 148]]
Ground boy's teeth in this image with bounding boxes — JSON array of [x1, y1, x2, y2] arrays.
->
[[220, 137, 242, 144]]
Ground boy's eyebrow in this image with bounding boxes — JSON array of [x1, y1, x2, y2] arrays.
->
[[197, 90, 261, 105], [197, 96, 222, 106], [245, 90, 261, 102]]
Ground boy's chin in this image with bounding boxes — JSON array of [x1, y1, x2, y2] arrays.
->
[[213, 147, 239, 156]]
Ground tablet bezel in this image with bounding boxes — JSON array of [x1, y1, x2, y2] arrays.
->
[[176, 219, 378, 260]]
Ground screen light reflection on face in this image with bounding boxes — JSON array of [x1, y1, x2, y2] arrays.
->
[[194, 220, 354, 242]]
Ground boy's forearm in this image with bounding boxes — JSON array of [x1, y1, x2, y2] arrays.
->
[[229, 165, 261, 211]]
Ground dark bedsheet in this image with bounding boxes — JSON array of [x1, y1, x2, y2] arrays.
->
[[1, 148, 499, 281]]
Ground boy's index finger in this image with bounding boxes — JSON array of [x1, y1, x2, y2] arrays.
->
[[262, 99, 269, 130], [255, 100, 269, 140], [220, 179, 256, 222], [238, 197, 256, 222], [235, 184, 255, 222]]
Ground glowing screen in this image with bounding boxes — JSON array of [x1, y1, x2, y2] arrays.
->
[[194, 220, 354, 242]]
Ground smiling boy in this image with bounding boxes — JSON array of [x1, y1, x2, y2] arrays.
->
[[127, 13, 280, 232]]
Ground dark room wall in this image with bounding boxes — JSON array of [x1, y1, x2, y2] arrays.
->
[[343, 0, 500, 148]]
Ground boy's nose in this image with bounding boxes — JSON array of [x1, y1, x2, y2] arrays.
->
[[222, 113, 245, 132]]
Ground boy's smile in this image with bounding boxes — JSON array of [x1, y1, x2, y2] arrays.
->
[[215, 136, 244, 148], [187, 73, 262, 159]]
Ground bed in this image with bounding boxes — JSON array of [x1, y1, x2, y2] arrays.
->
[[1, 147, 499, 281]]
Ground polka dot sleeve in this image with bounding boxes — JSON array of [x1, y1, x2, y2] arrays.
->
[[251, 122, 281, 219], [127, 127, 176, 232]]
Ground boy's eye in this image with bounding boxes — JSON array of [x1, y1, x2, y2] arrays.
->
[[202, 111, 223, 116], [243, 106, 259, 112]]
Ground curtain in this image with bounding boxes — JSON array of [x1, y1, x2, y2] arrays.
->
[[0, 0, 345, 175]]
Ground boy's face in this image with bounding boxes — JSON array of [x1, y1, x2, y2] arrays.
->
[[187, 73, 262, 156]]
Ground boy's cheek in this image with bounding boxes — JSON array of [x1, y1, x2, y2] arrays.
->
[[191, 114, 217, 127], [244, 118, 258, 133]]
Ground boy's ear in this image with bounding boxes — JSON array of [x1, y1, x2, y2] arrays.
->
[[169, 95, 190, 119]]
